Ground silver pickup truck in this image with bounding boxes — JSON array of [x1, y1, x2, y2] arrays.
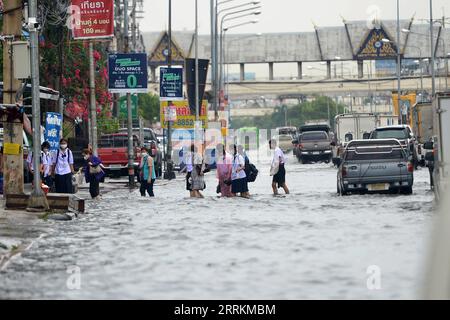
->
[[337, 139, 414, 195]]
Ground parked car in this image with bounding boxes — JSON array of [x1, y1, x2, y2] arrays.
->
[[337, 139, 414, 195], [97, 133, 142, 178], [293, 131, 332, 164], [369, 125, 418, 167]]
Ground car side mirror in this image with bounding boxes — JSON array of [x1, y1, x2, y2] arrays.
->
[[423, 141, 434, 150]]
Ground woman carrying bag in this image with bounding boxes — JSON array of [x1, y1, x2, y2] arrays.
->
[[190, 144, 206, 198], [82, 149, 105, 200]]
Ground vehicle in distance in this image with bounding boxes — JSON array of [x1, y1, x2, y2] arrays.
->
[[98, 133, 141, 178], [369, 125, 418, 167], [272, 134, 295, 153], [337, 139, 414, 195], [293, 131, 332, 164]]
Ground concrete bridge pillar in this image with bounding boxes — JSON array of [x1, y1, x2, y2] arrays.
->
[[240, 63, 245, 81], [269, 62, 274, 81], [297, 62, 303, 79], [326, 61, 332, 79], [357, 60, 364, 79]]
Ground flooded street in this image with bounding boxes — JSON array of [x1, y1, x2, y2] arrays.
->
[[0, 152, 435, 300]]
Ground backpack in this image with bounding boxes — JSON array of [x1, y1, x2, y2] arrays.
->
[[244, 157, 259, 183], [55, 149, 72, 167]]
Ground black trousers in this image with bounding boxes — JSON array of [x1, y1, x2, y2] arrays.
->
[[140, 179, 155, 197], [55, 173, 73, 194], [89, 177, 100, 198]]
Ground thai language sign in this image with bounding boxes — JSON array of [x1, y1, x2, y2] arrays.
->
[[70, 0, 114, 40], [44, 112, 63, 152], [160, 100, 208, 129], [108, 53, 148, 93], [160, 67, 184, 101]]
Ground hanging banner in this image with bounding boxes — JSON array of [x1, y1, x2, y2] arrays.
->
[[119, 94, 138, 118], [108, 53, 149, 93], [70, 0, 114, 40], [44, 112, 63, 152]]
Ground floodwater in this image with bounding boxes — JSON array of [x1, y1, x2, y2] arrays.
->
[[0, 151, 435, 299]]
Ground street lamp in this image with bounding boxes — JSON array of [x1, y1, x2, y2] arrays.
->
[[220, 18, 259, 93], [213, 0, 262, 119]]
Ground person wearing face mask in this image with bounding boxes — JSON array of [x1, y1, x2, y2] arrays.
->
[[51, 138, 75, 194], [82, 148, 105, 200], [41, 141, 53, 191], [139, 147, 156, 197]]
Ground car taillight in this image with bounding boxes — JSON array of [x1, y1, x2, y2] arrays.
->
[[342, 166, 347, 177], [407, 162, 414, 173], [299, 144, 304, 149]]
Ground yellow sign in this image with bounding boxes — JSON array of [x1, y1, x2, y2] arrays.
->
[[160, 100, 208, 129], [392, 93, 417, 127], [3, 143, 21, 155]]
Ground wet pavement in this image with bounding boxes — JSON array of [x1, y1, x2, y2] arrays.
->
[[0, 151, 435, 299]]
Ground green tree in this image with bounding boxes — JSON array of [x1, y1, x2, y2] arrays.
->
[[138, 93, 160, 123]]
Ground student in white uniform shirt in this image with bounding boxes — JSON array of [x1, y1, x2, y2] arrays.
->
[[51, 138, 75, 194], [40, 141, 53, 190], [270, 139, 290, 195], [229, 144, 250, 198]]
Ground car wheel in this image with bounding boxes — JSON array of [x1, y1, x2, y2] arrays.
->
[[401, 186, 413, 195], [301, 158, 309, 164]]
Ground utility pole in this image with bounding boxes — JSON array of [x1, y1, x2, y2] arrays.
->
[[430, 0, 436, 98], [124, 0, 135, 188], [28, 0, 49, 210], [89, 42, 98, 156], [2, 0, 25, 196], [396, 0, 402, 124], [164, 0, 176, 180], [210, 0, 217, 121]]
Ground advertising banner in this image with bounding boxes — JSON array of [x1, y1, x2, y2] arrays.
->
[[108, 53, 148, 93], [44, 112, 63, 152], [70, 0, 114, 40], [160, 100, 208, 129], [119, 94, 138, 118]]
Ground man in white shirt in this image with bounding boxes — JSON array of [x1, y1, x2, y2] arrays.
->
[[270, 139, 290, 195]]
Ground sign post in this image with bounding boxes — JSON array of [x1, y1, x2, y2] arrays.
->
[[160, 66, 183, 180]]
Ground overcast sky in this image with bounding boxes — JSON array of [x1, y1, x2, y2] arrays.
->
[[141, 0, 450, 34]]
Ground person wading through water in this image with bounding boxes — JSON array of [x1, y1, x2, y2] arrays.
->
[[216, 143, 232, 197], [270, 139, 290, 195], [82, 148, 105, 200], [51, 138, 75, 194], [139, 147, 156, 197], [229, 144, 250, 198]]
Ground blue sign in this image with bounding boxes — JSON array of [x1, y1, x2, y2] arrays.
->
[[108, 53, 148, 93], [44, 112, 62, 152], [160, 67, 184, 101]]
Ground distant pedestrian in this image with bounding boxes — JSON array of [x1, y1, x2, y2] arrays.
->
[[41, 141, 53, 191], [216, 143, 232, 197], [82, 149, 105, 200], [191, 144, 206, 198], [139, 147, 156, 197], [52, 138, 75, 194], [270, 139, 290, 195], [229, 144, 250, 198], [180, 144, 195, 197]]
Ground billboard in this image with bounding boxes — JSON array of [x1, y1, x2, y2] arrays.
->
[[70, 0, 114, 40], [108, 53, 148, 93], [160, 100, 208, 129]]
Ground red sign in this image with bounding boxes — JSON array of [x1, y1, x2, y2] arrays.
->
[[70, 0, 114, 40]]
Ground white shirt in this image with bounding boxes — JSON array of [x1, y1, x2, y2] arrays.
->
[[26, 151, 45, 173], [231, 154, 246, 180], [184, 151, 193, 173], [41, 151, 52, 177], [273, 147, 286, 165], [52, 148, 74, 175]]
